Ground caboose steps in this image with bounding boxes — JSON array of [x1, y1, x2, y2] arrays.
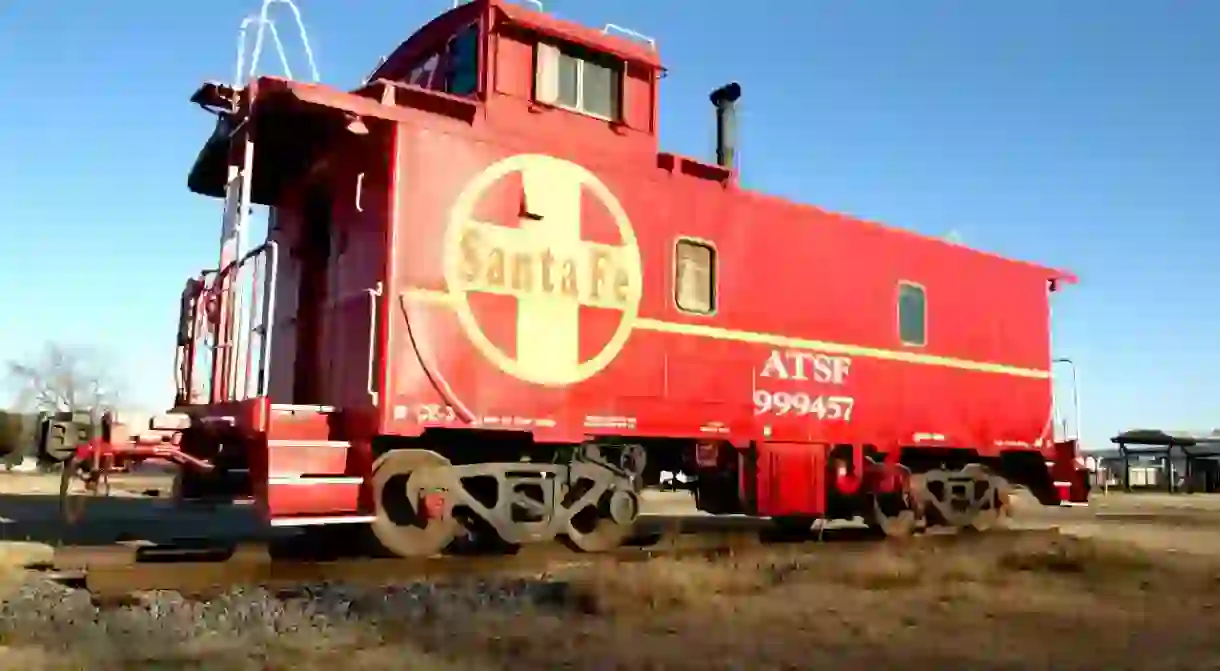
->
[[264, 473, 364, 522], [266, 404, 340, 442], [264, 421, 363, 521], [267, 440, 353, 476], [263, 404, 363, 521]]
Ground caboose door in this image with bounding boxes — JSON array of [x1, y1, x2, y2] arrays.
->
[[290, 185, 333, 405], [313, 145, 391, 414]]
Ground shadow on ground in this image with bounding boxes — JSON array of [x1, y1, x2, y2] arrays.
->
[[0, 489, 887, 556], [0, 494, 270, 548]]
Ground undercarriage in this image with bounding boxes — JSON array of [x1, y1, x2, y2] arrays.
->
[[867, 465, 1014, 537], [56, 409, 1079, 560], [367, 443, 645, 556]]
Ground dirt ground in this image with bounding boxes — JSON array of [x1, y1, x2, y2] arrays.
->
[[0, 476, 1217, 670]]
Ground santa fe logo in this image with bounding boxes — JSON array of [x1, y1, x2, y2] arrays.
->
[[443, 154, 643, 386]]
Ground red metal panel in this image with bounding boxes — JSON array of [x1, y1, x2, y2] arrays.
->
[[753, 442, 827, 517], [380, 122, 1057, 456], [266, 482, 362, 518], [265, 406, 333, 442], [266, 441, 351, 477]]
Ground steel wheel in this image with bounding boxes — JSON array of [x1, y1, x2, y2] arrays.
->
[[870, 491, 917, 538], [969, 471, 1011, 532], [564, 488, 637, 553], [370, 449, 460, 558]]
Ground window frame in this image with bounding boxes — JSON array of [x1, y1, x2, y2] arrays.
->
[[673, 236, 719, 316], [534, 40, 624, 122], [896, 280, 927, 347]]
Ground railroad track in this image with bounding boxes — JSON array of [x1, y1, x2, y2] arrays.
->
[[30, 519, 1064, 604]]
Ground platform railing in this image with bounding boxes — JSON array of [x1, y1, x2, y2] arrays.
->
[[176, 242, 279, 407], [175, 270, 215, 406], [218, 241, 280, 403]]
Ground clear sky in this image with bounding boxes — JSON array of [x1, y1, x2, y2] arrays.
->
[[1, 0, 1217, 448]]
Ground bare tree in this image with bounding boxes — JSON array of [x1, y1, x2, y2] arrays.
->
[[6, 343, 124, 416]]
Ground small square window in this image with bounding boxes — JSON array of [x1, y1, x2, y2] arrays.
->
[[535, 41, 622, 120], [898, 282, 926, 346], [581, 59, 618, 119], [556, 53, 580, 107], [675, 239, 716, 314]]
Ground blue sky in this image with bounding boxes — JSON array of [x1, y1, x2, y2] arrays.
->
[[1, 0, 1217, 448]]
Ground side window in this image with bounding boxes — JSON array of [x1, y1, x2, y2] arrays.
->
[[675, 239, 716, 314], [897, 282, 926, 346], [535, 41, 622, 120], [445, 25, 479, 95]]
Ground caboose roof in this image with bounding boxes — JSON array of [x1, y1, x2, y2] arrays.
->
[[367, 0, 662, 86], [741, 189, 1077, 286]]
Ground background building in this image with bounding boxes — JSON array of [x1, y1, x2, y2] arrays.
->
[[1089, 429, 1220, 493]]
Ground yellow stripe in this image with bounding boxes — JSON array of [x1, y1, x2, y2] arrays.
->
[[402, 288, 1051, 379]]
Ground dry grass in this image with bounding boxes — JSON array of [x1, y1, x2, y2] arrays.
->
[[6, 528, 1220, 669], [0, 639, 485, 671], [375, 531, 1219, 669], [557, 531, 1190, 618]]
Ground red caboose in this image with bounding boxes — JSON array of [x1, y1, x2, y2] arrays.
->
[[72, 0, 1088, 556]]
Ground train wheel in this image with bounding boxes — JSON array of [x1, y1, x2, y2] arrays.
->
[[370, 449, 460, 558], [564, 487, 638, 553], [967, 469, 1012, 532], [869, 491, 917, 538]]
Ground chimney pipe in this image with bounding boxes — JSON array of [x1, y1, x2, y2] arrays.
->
[[709, 82, 742, 170]]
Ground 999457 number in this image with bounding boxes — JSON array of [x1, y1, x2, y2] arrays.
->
[[754, 390, 855, 421]]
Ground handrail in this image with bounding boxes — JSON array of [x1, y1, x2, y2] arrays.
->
[[365, 282, 383, 406], [237, 15, 291, 86], [256, 242, 280, 397], [602, 24, 657, 50], [236, 0, 320, 86], [179, 242, 279, 405], [219, 241, 278, 401], [1052, 358, 1081, 443]]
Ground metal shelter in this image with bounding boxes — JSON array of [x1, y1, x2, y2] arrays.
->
[[1109, 429, 1220, 493]]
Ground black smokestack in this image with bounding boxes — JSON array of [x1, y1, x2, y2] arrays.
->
[[709, 82, 742, 170]]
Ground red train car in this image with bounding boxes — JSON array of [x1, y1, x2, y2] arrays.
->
[[68, 0, 1088, 556]]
